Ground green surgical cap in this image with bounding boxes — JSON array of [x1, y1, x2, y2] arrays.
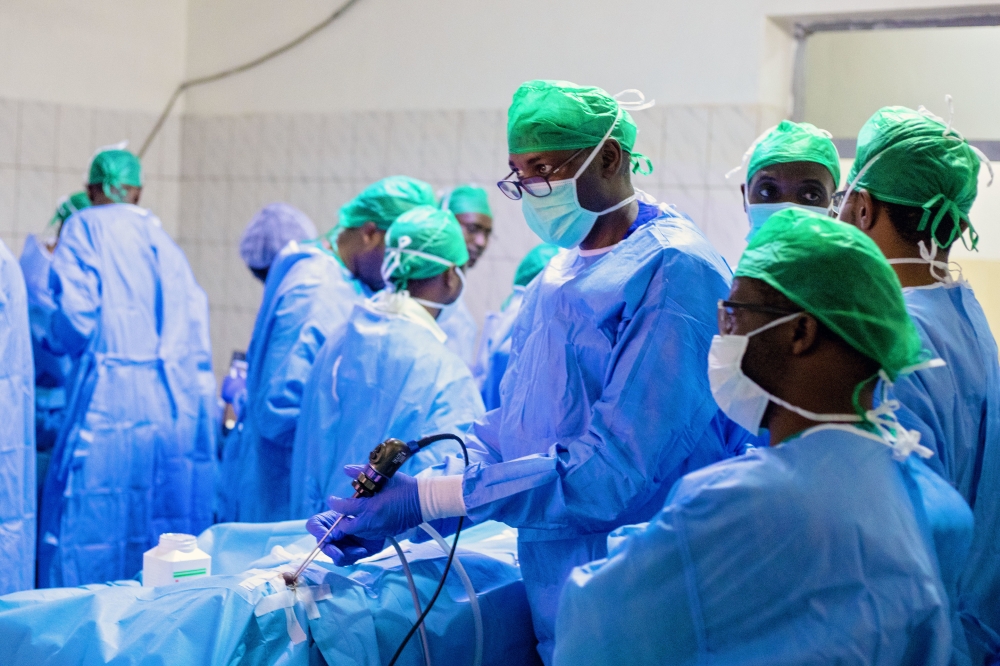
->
[[50, 191, 91, 226], [847, 106, 981, 249], [443, 184, 492, 218], [338, 176, 436, 231], [385, 205, 469, 289], [507, 80, 652, 175], [747, 120, 840, 187], [88, 150, 142, 203], [736, 208, 924, 380], [513, 243, 559, 287]]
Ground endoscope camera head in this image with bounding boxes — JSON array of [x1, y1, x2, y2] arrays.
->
[[351, 438, 415, 498]]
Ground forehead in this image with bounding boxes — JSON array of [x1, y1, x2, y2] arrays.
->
[[455, 212, 493, 229], [730, 276, 787, 304], [508, 149, 582, 170], [749, 161, 835, 190]]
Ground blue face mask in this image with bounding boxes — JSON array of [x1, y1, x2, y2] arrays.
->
[[745, 202, 830, 241], [521, 110, 636, 249]]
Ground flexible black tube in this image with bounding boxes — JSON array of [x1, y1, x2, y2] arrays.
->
[[387, 433, 469, 666]]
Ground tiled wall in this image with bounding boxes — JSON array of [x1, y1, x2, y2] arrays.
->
[[179, 104, 785, 373], [0, 96, 785, 377], [0, 98, 181, 256]]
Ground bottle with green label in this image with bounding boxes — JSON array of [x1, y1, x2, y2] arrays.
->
[[142, 533, 212, 587]]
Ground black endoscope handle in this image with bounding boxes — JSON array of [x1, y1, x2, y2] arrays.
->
[[351, 438, 414, 498]]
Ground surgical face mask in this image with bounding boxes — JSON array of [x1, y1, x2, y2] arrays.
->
[[708, 311, 865, 434], [520, 109, 637, 249], [744, 181, 829, 241], [746, 202, 830, 242]]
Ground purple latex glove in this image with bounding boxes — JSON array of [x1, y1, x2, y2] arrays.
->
[[305, 511, 384, 566], [220, 364, 247, 404], [305, 465, 422, 566], [330, 465, 423, 540]]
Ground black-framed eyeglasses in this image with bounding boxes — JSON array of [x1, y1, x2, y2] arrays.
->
[[831, 190, 848, 215], [497, 149, 586, 200], [717, 299, 800, 334]]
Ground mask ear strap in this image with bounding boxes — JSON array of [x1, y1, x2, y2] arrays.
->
[[380, 235, 411, 291], [613, 89, 655, 111], [836, 151, 883, 221], [887, 240, 963, 284], [573, 107, 623, 179], [744, 311, 804, 338], [411, 267, 464, 311]]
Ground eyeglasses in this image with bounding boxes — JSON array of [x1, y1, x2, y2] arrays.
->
[[717, 299, 800, 334], [831, 190, 848, 216], [497, 149, 586, 200]]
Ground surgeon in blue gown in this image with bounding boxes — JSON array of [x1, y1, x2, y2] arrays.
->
[[238, 202, 318, 285], [222, 177, 436, 523], [436, 184, 493, 367], [0, 236, 36, 594], [37, 149, 215, 587], [306, 80, 747, 664], [293, 206, 482, 517], [214, 203, 317, 520], [19, 192, 90, 491], [474, 243, 558, 410], [554, 209, 974, 666], [838, 106, 1000, 665]]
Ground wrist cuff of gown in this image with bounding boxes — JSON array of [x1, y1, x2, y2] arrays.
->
[[418, 474, 467, 521]]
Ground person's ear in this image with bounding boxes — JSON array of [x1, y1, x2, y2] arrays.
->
[[129, 186, 142, 205], [601, 139, 623, 177], [361, 222, 383, 249], [853, 190, 877, 232], [740, 183, 747, 212], [789, 314, 820, 356]]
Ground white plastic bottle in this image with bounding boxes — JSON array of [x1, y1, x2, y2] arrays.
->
[[142, 533, 212, 587]]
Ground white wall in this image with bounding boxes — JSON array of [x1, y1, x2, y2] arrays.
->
[[181, 0, 1000, 115], [0, 0, 188, 112], [0, 1, 188, 257]]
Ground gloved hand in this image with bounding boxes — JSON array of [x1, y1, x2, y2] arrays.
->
[[305, 511, 384, 566], [329, 465, 423, 539], [305, 465, 423, 566], [220, 370, 247, 405]]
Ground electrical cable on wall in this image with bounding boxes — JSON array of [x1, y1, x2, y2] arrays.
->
[[138, 0, 364, 157]]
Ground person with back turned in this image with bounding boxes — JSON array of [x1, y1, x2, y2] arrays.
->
[[38, 149, 215, 587], [837, 105, 1000, 665]]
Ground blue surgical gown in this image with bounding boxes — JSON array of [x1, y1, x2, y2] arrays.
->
[[37, 203, 216, 588], [224, 243, 365, 522], [888, 281, 1000, 662], [474, 288, 525, 411], [19, 235, 74, 477], [290, 293, 483, 517], [0, 238, 36, 595], [439, 294, 478, 367], [553, 425, 972, 666], [447, 198, 744, 662]]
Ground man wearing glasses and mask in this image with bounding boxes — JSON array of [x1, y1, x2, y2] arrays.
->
[[304, 79, 748, 665]]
